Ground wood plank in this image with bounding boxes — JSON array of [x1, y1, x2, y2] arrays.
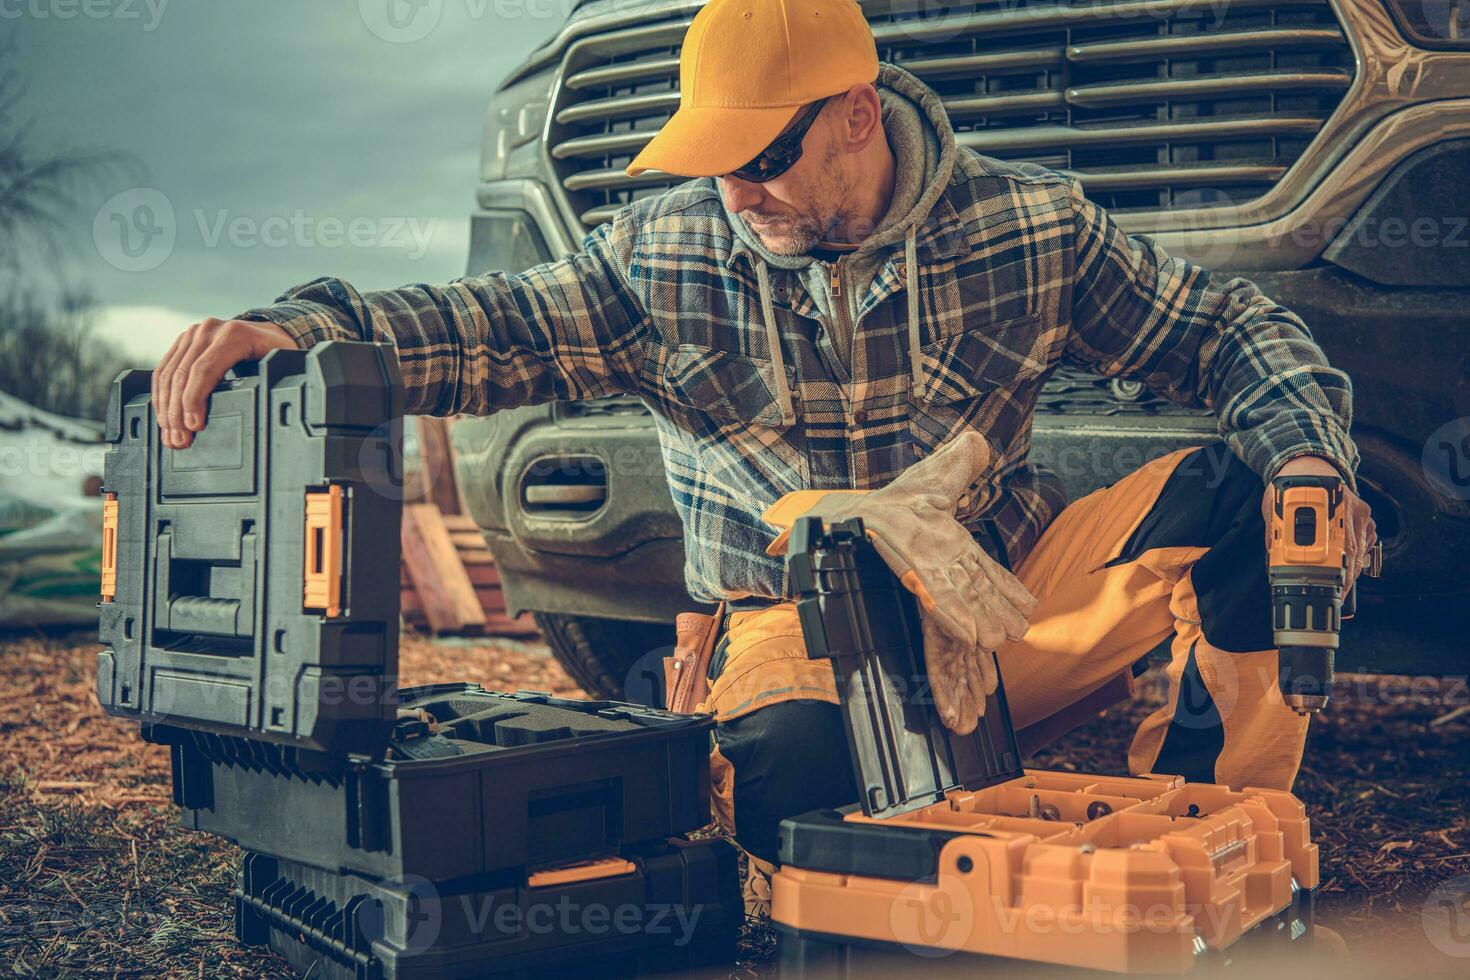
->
[[400, 503, 485, 633], [440, 513, 479, 532], [465, 564, 501, 587], [483, 612, 541, 637], [450, 530, 487, 550], [458, 548, 495, 566], [416, 416, 464, 516]]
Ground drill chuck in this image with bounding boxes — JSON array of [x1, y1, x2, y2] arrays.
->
[[1273, 581, 1340, 714]]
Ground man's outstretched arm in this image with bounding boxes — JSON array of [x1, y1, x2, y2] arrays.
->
[[1059, 178, 1376, 583], [1060, 177, 1357, 483], [153, 215, 652, 449]]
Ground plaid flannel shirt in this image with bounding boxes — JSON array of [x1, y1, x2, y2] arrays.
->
[[239, 151, 1357, 605]]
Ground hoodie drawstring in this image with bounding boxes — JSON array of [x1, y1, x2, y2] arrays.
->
[[904, 225, 921, 393], [755, 258, 796, 426], [754, 224, 922, 426]]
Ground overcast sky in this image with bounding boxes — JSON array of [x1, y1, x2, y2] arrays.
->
[[9, 0, 562, 363]]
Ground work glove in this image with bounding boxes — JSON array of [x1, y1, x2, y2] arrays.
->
[[764, 432, 1036, 734]]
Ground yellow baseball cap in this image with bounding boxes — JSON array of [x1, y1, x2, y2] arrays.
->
[[623, 0, 879, 179]]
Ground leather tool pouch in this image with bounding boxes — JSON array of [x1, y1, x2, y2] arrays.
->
[[663, 602, 725, 713]]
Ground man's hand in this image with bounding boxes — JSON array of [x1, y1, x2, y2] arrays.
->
[[1263, 455, 1378, 586], [770, 432, 1037, 733], [153, 319, 295, 449]]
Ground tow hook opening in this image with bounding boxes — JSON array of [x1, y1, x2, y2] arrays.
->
[[519, 455, 609, 520]]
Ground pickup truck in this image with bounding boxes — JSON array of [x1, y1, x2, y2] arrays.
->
[[452, 0, 1470, 698]]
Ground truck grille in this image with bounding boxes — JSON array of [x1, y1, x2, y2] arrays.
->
[[548, 0, 1354, 229], [564, 367, 1206, 420]]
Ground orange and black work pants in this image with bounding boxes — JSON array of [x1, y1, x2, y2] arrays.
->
[[699, 443, 1311, 865]]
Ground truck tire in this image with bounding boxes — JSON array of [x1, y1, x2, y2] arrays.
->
[[533, 612, 674, 702]]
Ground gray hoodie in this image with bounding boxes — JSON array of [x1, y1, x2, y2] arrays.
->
[[722, 61, 957, 373]]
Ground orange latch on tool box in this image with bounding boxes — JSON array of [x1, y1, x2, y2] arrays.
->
[[100, 493, 118, 603], [303, 486, 344, 617], [527, 857, 637, 888]]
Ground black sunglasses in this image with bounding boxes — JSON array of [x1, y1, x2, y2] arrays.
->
[[724, 96, 832, 183]]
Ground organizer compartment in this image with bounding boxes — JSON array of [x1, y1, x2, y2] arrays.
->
[[151, 684, 713, 881], [774, 516, 1322, 976]]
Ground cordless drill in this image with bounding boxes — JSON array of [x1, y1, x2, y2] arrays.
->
[[1267, 473, 1379, 715]]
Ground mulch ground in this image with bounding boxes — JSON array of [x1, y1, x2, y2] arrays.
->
[[1, 631, 1466, 978]]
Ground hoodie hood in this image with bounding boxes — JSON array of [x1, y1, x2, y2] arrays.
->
[[724, 61, 958, 272]]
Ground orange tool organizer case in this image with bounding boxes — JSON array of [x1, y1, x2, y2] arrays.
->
[[773, 516, 1319, 976]]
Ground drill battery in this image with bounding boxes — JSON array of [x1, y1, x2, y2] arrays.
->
[[772, 516, 1320, 976]]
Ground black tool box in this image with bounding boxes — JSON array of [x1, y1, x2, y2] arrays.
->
[[96, 342, 737, 976], [772, 516, 1320, 976], [236, 836, 742, 980]]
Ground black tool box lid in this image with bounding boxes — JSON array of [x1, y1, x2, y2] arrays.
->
[[787, 515, 1024, 819], [98, 342, 407, 760]]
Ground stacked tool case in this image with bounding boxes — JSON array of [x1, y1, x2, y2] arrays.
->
[[97, 342, 739, 978], [235, 838, 739, 980], [774, 517, 1320, 976]]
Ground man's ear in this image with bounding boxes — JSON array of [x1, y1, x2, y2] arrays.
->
[[835, 82, 883, 154]]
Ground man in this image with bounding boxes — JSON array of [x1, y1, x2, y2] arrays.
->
[[153, 0, 1375, 888]]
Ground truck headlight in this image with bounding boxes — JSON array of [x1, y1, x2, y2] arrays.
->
[[467, 210, 551, 276]]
